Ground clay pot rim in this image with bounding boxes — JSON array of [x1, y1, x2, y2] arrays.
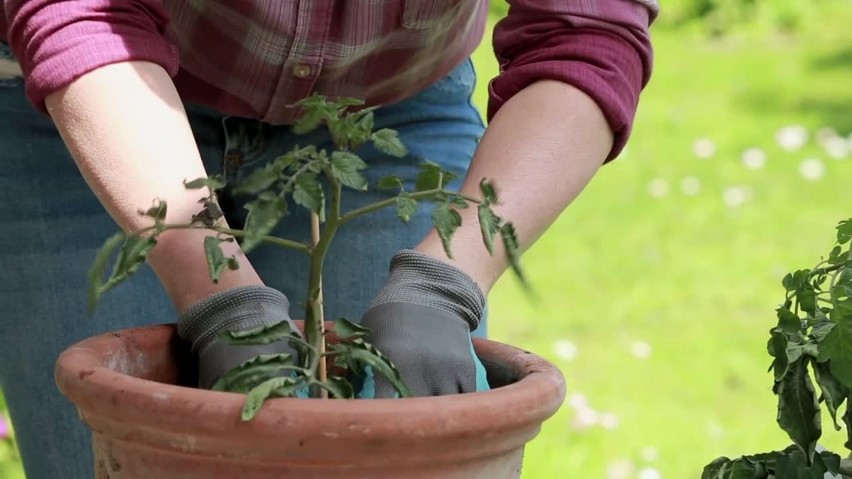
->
[[55, 324, 566, 439]]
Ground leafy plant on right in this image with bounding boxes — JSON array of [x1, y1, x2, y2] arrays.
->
[[703, 218, 852, 479]]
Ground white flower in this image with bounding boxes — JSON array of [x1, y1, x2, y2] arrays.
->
[[553, 339, 578, 361], [692, 138, 717, 159], [723, 185, 753, 208], [571, 406, 599, 429], [775, 125, 808, 151], [799, 158, 826, 181], [638, 467, 663, 479], [600, 412, 620, 430], [741, 147, 767, 170], [647, 179, 669, 198], [630, 340, 652, 359], [680, 176, 701, 196], [823, 136, 848, 160], [566, 392, 588, 409], [606, 459, 635, 479]]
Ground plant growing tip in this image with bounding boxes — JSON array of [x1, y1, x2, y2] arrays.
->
[[702, 217, 852, 479], [86, 93, 528, 420]]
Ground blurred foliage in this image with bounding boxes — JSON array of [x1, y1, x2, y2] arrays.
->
[[489, 0, 846, 36]]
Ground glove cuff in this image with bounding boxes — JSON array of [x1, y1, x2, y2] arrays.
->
[[177, 285, 291, 354], [370, 249, 486, 331]]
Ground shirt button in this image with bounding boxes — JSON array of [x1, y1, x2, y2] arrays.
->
[[292, 64, 312, 78]]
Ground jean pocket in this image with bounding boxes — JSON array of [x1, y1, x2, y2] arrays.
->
[[401, 0, 461, 29]]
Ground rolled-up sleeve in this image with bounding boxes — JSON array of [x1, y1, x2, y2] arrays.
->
[[4, 0, 178, 112], [489, 0, 658, 161]]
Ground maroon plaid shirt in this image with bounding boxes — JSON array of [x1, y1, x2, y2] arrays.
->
[[2, 0, 658, 158]]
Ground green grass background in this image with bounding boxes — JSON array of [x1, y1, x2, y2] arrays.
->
[[2, 3, 852, 477]]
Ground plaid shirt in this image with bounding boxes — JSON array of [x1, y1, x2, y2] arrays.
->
[[2, 0, 658, 158]]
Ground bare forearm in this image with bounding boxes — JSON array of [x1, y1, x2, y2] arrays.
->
[[45, 61, 262, 311], [416, 80, 612, 293]]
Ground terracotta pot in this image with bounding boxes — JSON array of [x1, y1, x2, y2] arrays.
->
[[55, 323, 565, 478]]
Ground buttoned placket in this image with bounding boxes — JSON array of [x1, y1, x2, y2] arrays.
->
[[264, 0, 334, 122]]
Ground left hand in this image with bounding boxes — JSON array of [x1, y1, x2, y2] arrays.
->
[[356, 250, 491, 398]]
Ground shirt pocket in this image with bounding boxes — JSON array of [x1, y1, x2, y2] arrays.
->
[[401, 0, 461, 29]]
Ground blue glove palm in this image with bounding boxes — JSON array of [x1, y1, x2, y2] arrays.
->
[[356, 250, 490, 398]]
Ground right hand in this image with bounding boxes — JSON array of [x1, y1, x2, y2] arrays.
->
[[176, 285, 302, 390]]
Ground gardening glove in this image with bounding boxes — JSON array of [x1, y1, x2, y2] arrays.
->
[[357, 249, 490, 398], [177, 285, 302, 390]]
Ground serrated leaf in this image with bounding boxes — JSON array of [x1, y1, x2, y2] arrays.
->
[[139, 200, 168, 222], [477, 204, 501, 255], [828, 245, 845, 265], [293, 107, 325, 135], [451, 195, 469, 208], [771, 329, 791, 381], [432, 202, 461, 258], [222, 320, 298, 346], [395, 194, 417, 223], [331, 151, 368, 190], [811, 320, 835, 342], [203, 236, 236, 283], [332, 339, 411, 397], [500, 222, 527, 287], [242, 194, 288, 252], [242, 376, 304, 421], [86, 232, 127, 314], [293, 172, 324, 213], [233, 158, 292, 195], [813, 359, 849, 430], [211, 353, 296, 393], [333, 317, 370, 340], [479, 178, 498, 204], [797, 287, 818, 316], [837, 219, 852, 245], [775, 357, 821, 461], [184, 175, 226, 191], [818, 313, 852, 386], [376, 175, 404, 190], [319, 375, 355, 399], [371, 128, 408, 158]]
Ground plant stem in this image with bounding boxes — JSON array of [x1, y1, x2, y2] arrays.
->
[[140, 223, 312, 254], [310, 211, 328, 399], [338, 190, 482, 225], [304, 172, 343, 398]]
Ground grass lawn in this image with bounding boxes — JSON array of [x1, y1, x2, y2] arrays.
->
[[2, 6, 852, 478], [474, 6, 852, 479]]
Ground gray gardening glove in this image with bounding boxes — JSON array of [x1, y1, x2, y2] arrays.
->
[[177, 285, 301, 390], [357, 250, 490, 398]]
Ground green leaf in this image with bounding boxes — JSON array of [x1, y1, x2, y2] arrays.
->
[[395, 194, 417, 223], [241, 376, 304, 421], [376, 175, 404, 190], [777, 307, 802, 333], [770, 329, 791, 381], [203, 236, 237, 283], [293, 172, 324, 213], [796, 287, 818, 316], [86, 232, 127, 314], [701, 455, 772, 479], [319, 375, 355, 399], [371, 128, 408, 158], [333, 339, 412, 397], [233, 159, 291, 195], [222, 320, 298, 346], [775, 357, 821, 461], [837, 219, 852, 245], [139, 200, 168, 222], [811, 320, 834, 342], [812, 359, 849, 430], [211, 353, 296, 393], [477, 204, 501, 255], [333, 317, 370, 340], [817, 312, 852, 386], [431, 202, 462, 259], [184, 175, 226, 191], [330, 151, 368, 190], [415, 160, 455, 191], [242, 194, 288, 252], [500, 222, 527, 286], [451, 195, 469, 209], [479, 178, 499, 205], [773, 447, 834, 479]]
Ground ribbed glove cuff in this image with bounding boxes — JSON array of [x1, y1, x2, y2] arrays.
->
[[177, 285, 291, 354], [369, 249, 486, 331]]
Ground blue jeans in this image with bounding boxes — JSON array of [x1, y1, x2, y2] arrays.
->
[[0, 43, 486, 478]]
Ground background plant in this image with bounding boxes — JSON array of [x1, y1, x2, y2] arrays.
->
[[702, 219, 852, 477]]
